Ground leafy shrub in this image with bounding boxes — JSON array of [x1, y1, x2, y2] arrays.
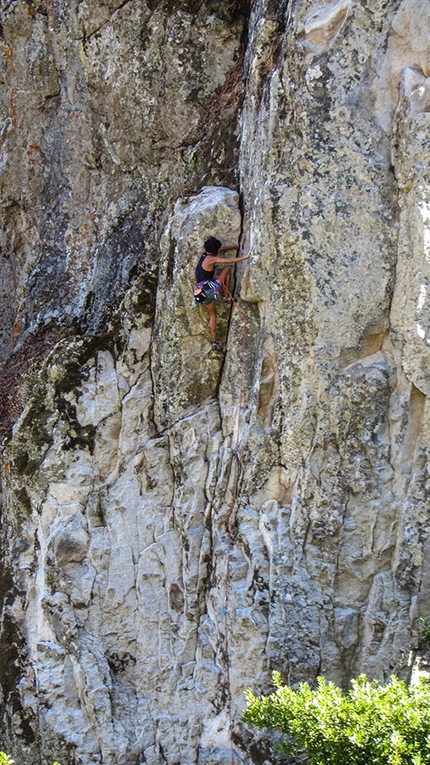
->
[[419, 617, 430, 651], [0, 754, 14, 765], [243, 673, 430, 765]]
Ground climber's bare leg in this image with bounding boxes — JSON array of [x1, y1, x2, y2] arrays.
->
[[217, 267, 231, 296], [205, 300, 218, 343]]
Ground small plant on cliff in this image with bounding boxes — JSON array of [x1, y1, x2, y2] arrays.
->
[[0, 754, 14, 765], [243, 673, 430, 765], [419, 616, 430, 650]]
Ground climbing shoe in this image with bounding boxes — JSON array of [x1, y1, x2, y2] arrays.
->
[[211, 341, 224, 352]]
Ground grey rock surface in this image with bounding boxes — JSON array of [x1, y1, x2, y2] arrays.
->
[[1, 1, 430, 764]]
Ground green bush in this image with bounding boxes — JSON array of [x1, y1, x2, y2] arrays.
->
[[419, 617, 430, 651], [243, 673, 430, 765], [0, 754, 14, 765]]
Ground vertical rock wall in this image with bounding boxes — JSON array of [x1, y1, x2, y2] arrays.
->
[[1, 1, 430, 764]]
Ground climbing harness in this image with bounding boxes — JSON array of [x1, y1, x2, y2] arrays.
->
[[220, 281, 248, 765], [194, 280, 222, 304]]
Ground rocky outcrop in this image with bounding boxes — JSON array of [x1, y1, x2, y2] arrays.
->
[[1, 1, 430, 764], [0, 0, 244, 359]]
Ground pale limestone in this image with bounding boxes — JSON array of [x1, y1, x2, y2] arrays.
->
[[1, 1, 430, 764]]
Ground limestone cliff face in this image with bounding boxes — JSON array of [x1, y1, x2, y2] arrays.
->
[[1, 1, 430, 764]]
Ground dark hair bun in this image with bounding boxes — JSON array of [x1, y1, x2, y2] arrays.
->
[[204, 237, 222, 254]]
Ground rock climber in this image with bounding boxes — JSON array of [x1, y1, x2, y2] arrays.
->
[[194, 236, 250, 351]]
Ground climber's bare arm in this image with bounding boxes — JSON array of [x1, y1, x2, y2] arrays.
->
[[203, 251, 251, 268]]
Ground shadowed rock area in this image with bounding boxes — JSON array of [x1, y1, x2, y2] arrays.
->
[[1, 1, 430, 764]]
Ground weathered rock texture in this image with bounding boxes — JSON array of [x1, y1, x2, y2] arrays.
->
[[1, 0, 430, 763]]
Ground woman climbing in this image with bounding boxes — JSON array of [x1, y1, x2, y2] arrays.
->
[[194, 237, 250, 351]]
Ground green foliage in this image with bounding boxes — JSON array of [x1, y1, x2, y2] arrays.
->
[[419, 617, 430, 650], [0, 755, 61, 765], [0, 754, 14, 765], [243, 673, 430, 765]]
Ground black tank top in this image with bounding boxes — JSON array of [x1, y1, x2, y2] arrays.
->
[[196, 253, 215, 283]]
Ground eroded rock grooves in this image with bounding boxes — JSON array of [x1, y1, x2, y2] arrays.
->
[[0, 1, 429, 763]]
